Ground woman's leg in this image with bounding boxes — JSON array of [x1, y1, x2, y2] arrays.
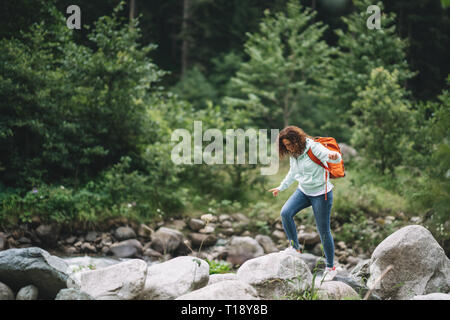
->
[[280, 188, 311, 250], [310, 190, 335, 268]]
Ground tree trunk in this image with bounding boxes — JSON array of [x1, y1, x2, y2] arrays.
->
[[181, 0, 191, 77], [129, 0, 136, 22]]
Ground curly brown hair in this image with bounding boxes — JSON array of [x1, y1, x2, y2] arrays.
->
[[278, 126, 315, 160]]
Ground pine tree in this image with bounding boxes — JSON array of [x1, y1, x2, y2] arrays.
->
[[321, 0, 417, 142], [223, 0, 335, 130], [350, 67, 414, 175]]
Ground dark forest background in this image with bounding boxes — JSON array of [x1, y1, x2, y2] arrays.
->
[[0, 0, 449, 254]]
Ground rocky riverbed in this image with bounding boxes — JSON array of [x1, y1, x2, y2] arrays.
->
[[0, 212, 372, 270], [0, 214, 449, 300]]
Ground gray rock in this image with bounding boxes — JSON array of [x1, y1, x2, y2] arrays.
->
[[143, 248, 163, 259], [218, 214, 231, 222], [199, 225, 215, 234], [225, 236, 265, 266], [188, 233, 217, 248], [165, 219, 187, 231], [109, 239, 143, 258], [65, 236, 77, 245], [367, 225, 450, 300], [188, 219, 205, 232], [80, 242, 97, 253], [140, 256, 209, 300], [137, 224, 153, 239], [349, 259, 371, 285], [255, 235, 278, 254], [231, 213, 250, 223], [237, 247, 312, 300], [410, 293, 450, 300], [0, 232, 6, 251], [271, 230, 286, 241], [0, 282, 14, 300], [311, 242, 323, 256], [67, 259, 147, 300], [176, 280, 259, 300], [16, 284, 39, 300], [35, 224, 60, 247], [114, 226, 136, 241], [298, 253, 326, 272], [207, 273, 238, 286], [0, 247, 69, 299], [332, 275, 381, 300], [313, 279, 360, 300], [221, 220, 233, 228], [55, 288, 94, 300], [85, 231, 98, 243], [150, 227, 184, 254], [298, 231, 321, 246], [17, 237, 32, 244], [63, 256, 122, 274]]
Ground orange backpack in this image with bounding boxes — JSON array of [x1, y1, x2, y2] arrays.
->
[[307, 136, 345, 200]]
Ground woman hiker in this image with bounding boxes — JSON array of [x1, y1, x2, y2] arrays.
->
[[268, 126, 342, 281]]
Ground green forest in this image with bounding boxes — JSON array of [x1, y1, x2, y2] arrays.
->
[[0, 0, 449, 257]]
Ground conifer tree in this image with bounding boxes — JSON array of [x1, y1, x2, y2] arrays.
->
[[224, 0, 335, 130], [321, 0, 417, 142]]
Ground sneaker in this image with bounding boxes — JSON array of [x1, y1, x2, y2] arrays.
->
[[322, 266, 337, 281]]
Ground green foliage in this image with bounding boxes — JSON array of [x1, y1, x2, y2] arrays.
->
[[0, 155, 185, 227], [224, 0, 335, 130], [206, 259, 233, 275], [0, 2, 187, 226], [205, 199, 242, 215], [350, 67, 414, 175], [321, 0, 417, 142], [170, 66, 218, 110], [0, 2, 166, 189], [408, 76, 450, 246]]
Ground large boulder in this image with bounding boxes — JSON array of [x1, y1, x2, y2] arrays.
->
[[313, 280, 360, 300], [55, 288, 94, 300], [140, 256, 209, 300], [208, 273, 238, 286], [0, 282, 14, 300], [0, 247, 69, 299], [150, 227, 184, 254], [236, 248, 312, 299], [16, 284, 39, 300], [67, 259, 147, 300], [367, 225, 450, 300], [410, 293, 450, 300], [176, 280, 259, 300], [225, 236, 265, 266], [63, 256, 122, 274]]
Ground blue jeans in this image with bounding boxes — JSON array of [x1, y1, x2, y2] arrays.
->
[[280, 188, 335, 268]]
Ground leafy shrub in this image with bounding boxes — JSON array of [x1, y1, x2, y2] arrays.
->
[[207, 259, 233, 275]]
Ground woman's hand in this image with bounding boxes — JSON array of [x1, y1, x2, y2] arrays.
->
[[328, 151, 340, 161], [268, 188, 280, 197]]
